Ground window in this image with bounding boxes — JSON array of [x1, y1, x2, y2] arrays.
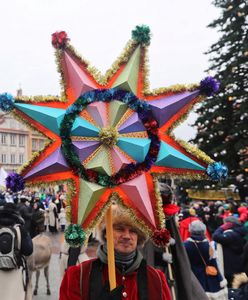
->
[[19, 154, 24, 164], [32, 139, 37, 151], [10, 134, 16, 146], [39, 139, 44, 149], [1, 154, 7, 163], [19, 134, 25, 146], [1, 133, 7, 144], [10, 154, 15, 164]]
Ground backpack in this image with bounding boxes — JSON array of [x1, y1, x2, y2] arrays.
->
[[0, 225, 21, 270]]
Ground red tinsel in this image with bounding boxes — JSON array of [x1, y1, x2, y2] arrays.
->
[[149, 147, 159, 156], [51, 31, 69, 49], [144, 120, 159, 135], [152, 228, 171, 247], [85, 169, 98, 182]]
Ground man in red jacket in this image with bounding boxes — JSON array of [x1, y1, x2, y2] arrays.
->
[[59, 205, 172, 300]]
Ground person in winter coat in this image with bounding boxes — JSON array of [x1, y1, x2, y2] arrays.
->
[[17, 196, 32, 233], [178, 209, 211, 241], [48, 198, 58, 233], [184, 220, 228, 300], [60, 205, 172, 300], [58, 208, 67, 232], [212, 216, 247, 287], [228, 273, 248, 300], [30, 202, 45, 238], [0, 203, 33, 300], [238, 206, 248, 224]]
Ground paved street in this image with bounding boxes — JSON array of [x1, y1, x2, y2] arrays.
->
[[32, 232, 64, 300]]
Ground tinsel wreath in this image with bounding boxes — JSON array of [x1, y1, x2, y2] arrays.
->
[[0, 93, 15, 112], [206, 162, 228, 181], [5, 172, 25, 193], [64, 224, 86, 247]]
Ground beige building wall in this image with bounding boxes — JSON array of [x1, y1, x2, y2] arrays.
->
[[0, 112, 46, 173]]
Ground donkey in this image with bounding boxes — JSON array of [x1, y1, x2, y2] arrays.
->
[[26, 233, 52, 299]]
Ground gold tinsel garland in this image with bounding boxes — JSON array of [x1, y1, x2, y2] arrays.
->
[[55, 49, 67, 101], [54, 39, 202, 99], [176, 139, 214, 165], [13, 34, 210, 234], [153, 177, 166, 228], [15, 95, 60, 103], [153, 172, 209, 181]]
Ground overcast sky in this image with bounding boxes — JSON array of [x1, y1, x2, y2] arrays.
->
[[0, 0, 220, 140]]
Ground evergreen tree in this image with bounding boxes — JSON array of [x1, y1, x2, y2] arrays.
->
[[191, 0, 248, 178]]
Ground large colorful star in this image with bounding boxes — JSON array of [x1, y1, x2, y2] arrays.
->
[[6, 26, 219, 235]]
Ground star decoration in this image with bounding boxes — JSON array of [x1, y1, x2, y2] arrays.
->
[[4, 26, 219, 236]]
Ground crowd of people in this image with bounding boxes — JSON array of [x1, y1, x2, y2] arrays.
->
[[0, 184, 248, 300], [178, 199, 248, 299], [0, 189, 67, 236]]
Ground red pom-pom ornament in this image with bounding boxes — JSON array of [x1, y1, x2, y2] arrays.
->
[[152, 228, 171, 247], [163, 203, 180, 216], [51, 31, 69, 49]]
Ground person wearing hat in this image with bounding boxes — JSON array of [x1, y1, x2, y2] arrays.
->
[[17, 196, 33, 233], [212, 216, 247, 287], [184, 220, 228, 300], [178, 207, 212, 242], [0, 203, 33, 300], [59, 205, 172, 300]]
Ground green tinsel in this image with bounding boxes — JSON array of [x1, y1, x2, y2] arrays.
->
[[132, 25, 151, 45], [64, 224, 86, 247], [98, 174, 112, 187]]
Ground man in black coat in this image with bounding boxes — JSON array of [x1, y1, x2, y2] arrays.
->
[[0, 202, 33, 256], [212, 216, 247, 286], [17, 196, 32, 233]]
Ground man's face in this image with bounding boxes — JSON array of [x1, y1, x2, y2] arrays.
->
[[113, 223, 138, 255]]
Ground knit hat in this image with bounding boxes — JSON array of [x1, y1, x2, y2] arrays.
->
[[97, 205, 148, 247], [224, 216, 240, 225], [189, 220, 206, 235], [0, 202, 24, 224]]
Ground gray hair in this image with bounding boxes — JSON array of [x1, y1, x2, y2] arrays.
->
[[189, 220, 206, 235]]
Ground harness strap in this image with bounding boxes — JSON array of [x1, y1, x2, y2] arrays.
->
[[88, 259, 149, 300], [89, 259, 103, 300], [14, 225, 21, 250], [67, 246, 81, 268], [137, 259, 149, 300], [80, 262, 83, 298]]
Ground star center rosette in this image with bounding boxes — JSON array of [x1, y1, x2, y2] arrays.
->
[[3, 26, 223, 243]]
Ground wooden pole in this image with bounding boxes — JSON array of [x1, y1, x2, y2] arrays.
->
[[105, 206, 116, 290], [166, 247, 176, 300]]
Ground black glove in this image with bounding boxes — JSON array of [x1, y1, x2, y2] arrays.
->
[[97, 283, 124, 300]]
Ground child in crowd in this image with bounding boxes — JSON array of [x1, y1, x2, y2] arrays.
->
[[59, 207, 67, 232]]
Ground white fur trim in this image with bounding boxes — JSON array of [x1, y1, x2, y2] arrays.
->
[[168, 237, 176, 246], [162, 252, 173, 263], [220, 278, 227, 288], [206, 287, 228, 300]]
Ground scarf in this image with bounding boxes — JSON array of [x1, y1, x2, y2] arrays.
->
[[97, 244, 143, 274]]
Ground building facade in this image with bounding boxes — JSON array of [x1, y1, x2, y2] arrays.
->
[[0, 111, 46, 173]]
